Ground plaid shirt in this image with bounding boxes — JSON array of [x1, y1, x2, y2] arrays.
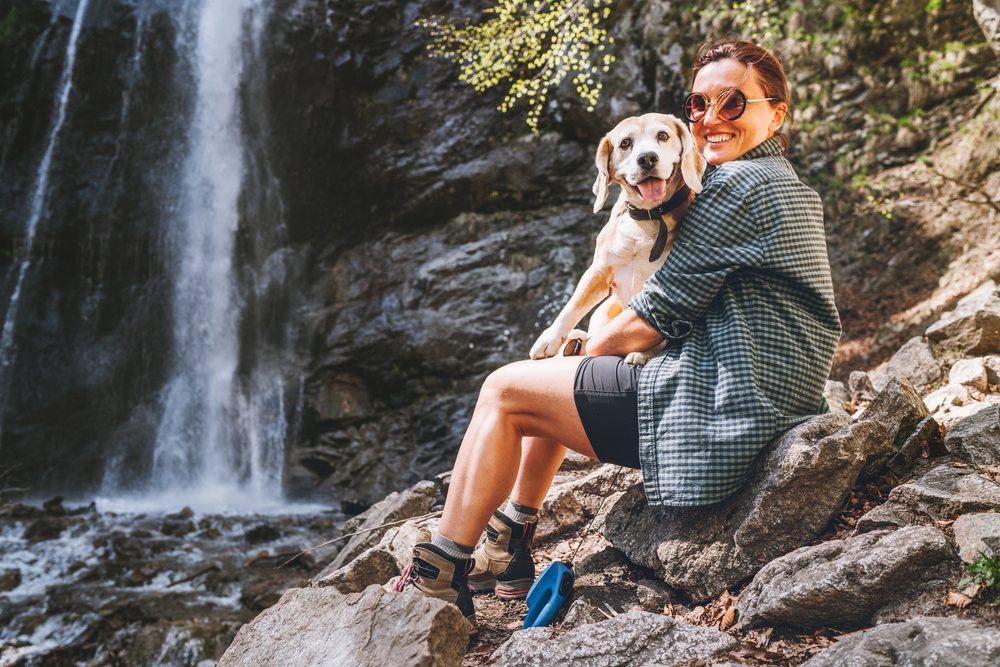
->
[[629, 136, 841, 506]]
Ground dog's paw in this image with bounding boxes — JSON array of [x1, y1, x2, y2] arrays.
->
[[625, 351, 650, 366], [530, 328, 565, 360]]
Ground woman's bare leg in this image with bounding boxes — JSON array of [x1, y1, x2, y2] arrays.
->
[[438, 356, 598, 546], [510, 437, 567, 509]]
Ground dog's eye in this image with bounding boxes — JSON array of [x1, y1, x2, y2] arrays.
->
[[619, 138, 632, 150], [657, 130, 669, 141]]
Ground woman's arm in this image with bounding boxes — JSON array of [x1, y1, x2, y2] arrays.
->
[[581, 307, 663, 357]]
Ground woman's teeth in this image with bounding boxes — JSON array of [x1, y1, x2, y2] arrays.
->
[[707, 134, 735, 143]]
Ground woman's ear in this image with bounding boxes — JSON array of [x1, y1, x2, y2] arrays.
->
[[677, 120, 706, 194], [592, 135, 613, 213], [770, 102, 788, 134]]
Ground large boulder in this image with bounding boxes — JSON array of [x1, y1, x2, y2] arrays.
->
[[317, 480, 438, 579], [736, 527, 954, 630], [855, 465, 1000, 533], [489, 610, 738, 667], [872, 337, 944, 394], [600, 411, 897, 601], [802, 616, 1000, 666], [953, 512, 1000, 563], [538, 465, 641, 539], [943, 404, 1000, 464], [218, 585, 470, 667], [925, 280, 1000, 355]]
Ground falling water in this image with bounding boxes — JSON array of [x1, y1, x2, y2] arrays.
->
[[146, 0, 287, 510], [0, 0, 90, 441]]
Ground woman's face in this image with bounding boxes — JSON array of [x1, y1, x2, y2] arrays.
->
[[690, 58, 785, 165]]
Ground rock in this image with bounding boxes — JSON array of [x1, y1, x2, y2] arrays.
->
[[950, 357, 989, 393], [538, 466, 641, 539], [849, 371, 876, 403], [23, 517, 67, 542], [601, 412, 897, 601], [856, 465, 1000, 533], [490, 610, 738, 667], [925, 280, 1000, 355], [321, 480, 437, 577], [42, 496, 66, 515], [560, 599, 605, 629], [924, 383, 970, 413], [634, 579, 671, 613], [0, 568, 22, 592], [165, 506, 195, 521], [974, 0, 1000, 60], [737, 527, 953, 630], [313, 546, 400, 594], [985, 355, 1000, 385], [244, 524, 282, 544], [824, 380, 851, 413], [802, 616, 1000, 666], [219, 585, 470, 667], [943, 404, 1000, 464], [872, 337, 944, 393], [934, 396, 1000, 429], [885, 416, 944, 476], [857, 377, 929, 476], [953, 512, 1000, 563], [558, 450, 601, 472], [160, 519, 197, 537]]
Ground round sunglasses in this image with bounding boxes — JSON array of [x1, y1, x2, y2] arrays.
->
[[683, 89, 778, 123]]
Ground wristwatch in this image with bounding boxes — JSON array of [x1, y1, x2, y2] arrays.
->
[[562, 337, 584, 357]]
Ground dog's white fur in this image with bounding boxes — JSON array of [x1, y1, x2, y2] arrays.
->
[[530, 113, 707, 364]]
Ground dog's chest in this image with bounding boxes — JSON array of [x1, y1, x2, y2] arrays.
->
[[606, 217, 672, 304]]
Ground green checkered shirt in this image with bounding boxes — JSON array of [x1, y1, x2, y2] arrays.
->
[[629, 136, 841, 506]]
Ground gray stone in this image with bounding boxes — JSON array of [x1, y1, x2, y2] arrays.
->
[[953, 512, 1000, 563], [737, 527, 953, 630], [559, 450, 602, 472], [974, 0, 1000, 58], [824, 380, 851, 413], [944, 404, 1000, 464], [885, 417, 944, 476], [802, 616, 1000, 666], [872, 337, 944, 393], [539, 466, 641, 540], [858, 377, 930, 476], [985, 355, 1000, 385], [218, 585, 470, 667], [950, 358, 989, 393], [925, 280, 1000, 355], [560, 599, 605, 629], [313, 546, 400, 594], [491, 610, 738, 667], [849, 371, 876, 403], [319, 480, 437, 578], [0, 568, 21, 592], [601, 412, 896, 601], [856, 465, 1000, 533]]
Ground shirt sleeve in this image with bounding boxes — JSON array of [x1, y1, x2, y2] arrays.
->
[[630, 178, 771, 337]]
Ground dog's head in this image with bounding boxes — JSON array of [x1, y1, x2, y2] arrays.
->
[[592, 113, 707, 214]]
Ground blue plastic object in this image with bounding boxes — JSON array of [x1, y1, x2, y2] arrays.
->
[[523, 560, 574, 628]]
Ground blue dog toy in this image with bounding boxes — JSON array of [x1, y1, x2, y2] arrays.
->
[[523, 560, 574, 628]]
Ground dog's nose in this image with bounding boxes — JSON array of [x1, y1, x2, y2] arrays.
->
[[637, 152, 658, 171]]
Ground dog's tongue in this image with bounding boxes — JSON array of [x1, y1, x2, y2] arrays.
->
[[638, 177, 666, 202]]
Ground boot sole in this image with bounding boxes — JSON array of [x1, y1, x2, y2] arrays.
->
[[495, 579, 532, 600]]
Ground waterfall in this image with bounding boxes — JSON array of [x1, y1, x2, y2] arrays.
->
[[144, 0, 288, 510], [0, 0, 90, 443]]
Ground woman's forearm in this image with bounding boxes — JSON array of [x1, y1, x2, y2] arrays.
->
[[583, 308, 664, 357]]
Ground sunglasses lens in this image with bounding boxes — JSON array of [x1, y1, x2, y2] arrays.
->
[[683, 93, 707, 122], [719, 90, 746, 120]]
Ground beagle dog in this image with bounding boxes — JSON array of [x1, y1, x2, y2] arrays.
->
[[529, 113, 707, 364]]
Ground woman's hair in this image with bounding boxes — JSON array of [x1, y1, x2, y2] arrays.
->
[[691, 39, 792, 150]]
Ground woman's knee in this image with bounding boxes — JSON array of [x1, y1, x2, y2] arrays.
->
[[479, 362, 523, 411]]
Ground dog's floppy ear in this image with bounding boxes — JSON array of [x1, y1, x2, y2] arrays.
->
[[592, 135, 613, 213], [677, 119, 707, 194]]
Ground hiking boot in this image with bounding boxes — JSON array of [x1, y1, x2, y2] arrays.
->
[[468, 510, 537, 599], [394, 542, 477, 628]]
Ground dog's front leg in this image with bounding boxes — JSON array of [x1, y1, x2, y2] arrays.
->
[[625, 340, 667, 366], [530, 265, 614, 360]]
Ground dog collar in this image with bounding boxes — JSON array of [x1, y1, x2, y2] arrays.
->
[[626, 185, 691, 262], [626, 185, 691, 222]]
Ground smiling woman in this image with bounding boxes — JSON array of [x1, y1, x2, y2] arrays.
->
[[390, 37, 841, 632]]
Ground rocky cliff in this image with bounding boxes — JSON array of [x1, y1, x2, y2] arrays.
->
[[0, 0, 997, 507]]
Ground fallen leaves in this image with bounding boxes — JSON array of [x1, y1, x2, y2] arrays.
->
[[945, 581, 984, 608], [815, 472, 901, 542]]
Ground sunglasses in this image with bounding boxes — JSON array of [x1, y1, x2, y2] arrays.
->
[[683, 89, 778, 123]]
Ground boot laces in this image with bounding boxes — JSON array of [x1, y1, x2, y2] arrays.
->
[[394, 561, 418, 592]]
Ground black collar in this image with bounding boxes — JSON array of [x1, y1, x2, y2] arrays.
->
[[626, 184, 691, 222], [625, 185, 691, 262]]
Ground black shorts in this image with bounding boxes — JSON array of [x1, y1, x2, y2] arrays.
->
[[573, 355, 642, 469]]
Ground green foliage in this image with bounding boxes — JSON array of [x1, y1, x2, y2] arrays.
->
[[960, 552, 1000, 605], [416, 0, 616, 132], [0, 6, 16, 50], [924, 0, 941, 13]]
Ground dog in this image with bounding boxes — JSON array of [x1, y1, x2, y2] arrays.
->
[[529, 113, 707, 365]]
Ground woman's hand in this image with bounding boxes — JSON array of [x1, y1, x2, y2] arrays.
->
[[581, 308, 663, 357]]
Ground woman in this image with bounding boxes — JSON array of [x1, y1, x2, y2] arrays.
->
[[393, 38, 841, 627]]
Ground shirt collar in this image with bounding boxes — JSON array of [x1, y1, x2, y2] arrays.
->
[[735, 135, 786, 161]]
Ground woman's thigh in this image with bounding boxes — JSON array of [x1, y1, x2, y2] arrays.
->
[[479, 356, 598, 459]]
